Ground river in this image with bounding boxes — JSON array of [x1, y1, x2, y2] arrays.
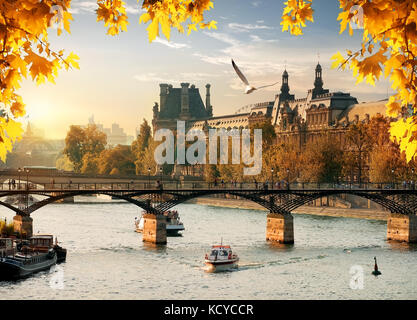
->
[[0, 198, 416, 299]]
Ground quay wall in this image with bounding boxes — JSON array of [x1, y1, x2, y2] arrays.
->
[[186, 196, 389, 221]]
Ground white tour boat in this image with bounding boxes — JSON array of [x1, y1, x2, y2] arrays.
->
[[135, 210, 185, 236], [204, 244, 239, 272]]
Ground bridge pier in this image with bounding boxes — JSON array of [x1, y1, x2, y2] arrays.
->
[[266, 213, 294, 244], [387, 214, 417, 243], [13, 215, 33, 238], [142, 214, 167, 245]]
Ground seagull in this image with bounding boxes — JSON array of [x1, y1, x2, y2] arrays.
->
[[232, 59, 279, 94]]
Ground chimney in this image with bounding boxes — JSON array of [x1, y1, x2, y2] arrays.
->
[[159, 83, 169, 113], [180, 83, 190, 117], [205, 84, 211, 109]]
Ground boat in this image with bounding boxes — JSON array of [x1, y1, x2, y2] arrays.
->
[[0, 237, 57, 280], [204, 244, 239, 272], [135, 210, 185, 236], [29, 234, 67, 263]]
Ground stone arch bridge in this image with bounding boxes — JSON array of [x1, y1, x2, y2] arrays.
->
[[1, 182, 416, 244]]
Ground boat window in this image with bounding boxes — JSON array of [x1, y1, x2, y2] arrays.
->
[[211, 250, 217, 256], [220, 250, 228, 256]]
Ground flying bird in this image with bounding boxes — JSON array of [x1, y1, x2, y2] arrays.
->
[[232, 59, 279, 94]]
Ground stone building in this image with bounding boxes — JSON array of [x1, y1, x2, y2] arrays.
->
[[271, 63, 387, 148], [150, 63, 387, 177], [152, 83, 213, 133]]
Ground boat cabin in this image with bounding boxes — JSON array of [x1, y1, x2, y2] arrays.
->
[[30, 235, 53, 253], [208, 245, 232, 260], [0, 238, 14, 257]]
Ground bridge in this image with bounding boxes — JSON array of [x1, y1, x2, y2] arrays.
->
[[1, 181, 416, 244]]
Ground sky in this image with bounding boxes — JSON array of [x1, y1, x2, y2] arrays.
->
[[20, 0, 393, 139]]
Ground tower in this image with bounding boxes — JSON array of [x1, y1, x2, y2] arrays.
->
[[205, 84, 213, 117], [159, 83, 169, 114], [279, 70, 291, 101], [312, 63, 324, 99], [180, 83, 191, 120]]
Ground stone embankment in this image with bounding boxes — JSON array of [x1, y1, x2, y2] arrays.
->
[[187, 196, 388, 221]]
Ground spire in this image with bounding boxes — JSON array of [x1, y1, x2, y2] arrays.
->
[[280, 69, 290, 101], [313, 63, 324, 98]]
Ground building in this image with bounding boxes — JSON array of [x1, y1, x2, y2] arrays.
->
[[151, 63, 388, 177], [3, 122, 65, 168], [272, 63, 387, 148], [88, 115, 133, 146]]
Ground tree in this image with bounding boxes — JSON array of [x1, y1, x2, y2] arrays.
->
[[81, 153, 100, 175], [63, 124, 107, 172], [0, 1, 215, 161], [56, 154, 74, 172], [98, 145, 135, 176], [343, 122, 374, 183], [300, 135, 343, 183], [281, 0, 417, 162], [369, 144, 404, 184], [267, 141, 301, 183], [132, 119, 152, 155], [132, 120, 157, 175]]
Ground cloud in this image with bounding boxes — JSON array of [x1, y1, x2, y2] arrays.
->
[[134, 72, 221, 83], [153, 37, 191, 49], [69, 1, 97, 14], [250, 35, 278, 43], [228, 22, 273, 32], [251, 1, 262, 7], [70, 1, 144, 15], [203, 32, 240, 46]]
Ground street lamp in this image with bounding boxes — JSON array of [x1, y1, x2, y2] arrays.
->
[[25, 168, 29, 209], [148, 167, 151, 189], [25, 168, 29, 190], [160, 167, 163, 185], [271, 168, 274, 189], [286, 168, 290, 190], [18, 167, 21, 190], [391, 168, 395, 189]]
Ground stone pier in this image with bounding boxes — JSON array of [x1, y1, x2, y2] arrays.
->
[[266, 213, 294, 244], [142, 214, 167, 245], [13, 215, 33, 238], [387, 214, 417, 243]]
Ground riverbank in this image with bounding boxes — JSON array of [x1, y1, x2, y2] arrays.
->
[[187, 196, 389, 221]]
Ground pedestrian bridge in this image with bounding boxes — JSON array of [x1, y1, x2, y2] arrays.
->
[[1, 182, 416, 244]]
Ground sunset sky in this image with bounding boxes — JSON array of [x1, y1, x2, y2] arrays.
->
[[20, 0, 393, 139]]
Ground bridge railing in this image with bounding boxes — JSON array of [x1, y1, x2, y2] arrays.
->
[[0, 181, 415, 191]]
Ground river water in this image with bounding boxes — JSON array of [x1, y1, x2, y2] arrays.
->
[[0, 198, 416, 300]]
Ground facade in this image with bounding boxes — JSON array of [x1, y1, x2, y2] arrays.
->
[[151, 63, 388, 177], [272, 64, 387, 148]]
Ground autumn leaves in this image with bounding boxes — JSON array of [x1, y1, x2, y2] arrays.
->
[[140, 0, 217, 42], [282, 0, 417, 162]]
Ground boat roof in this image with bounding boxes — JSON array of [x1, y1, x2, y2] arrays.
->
[[30, 234, 53, 239], [212, 245, 231, 249]]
